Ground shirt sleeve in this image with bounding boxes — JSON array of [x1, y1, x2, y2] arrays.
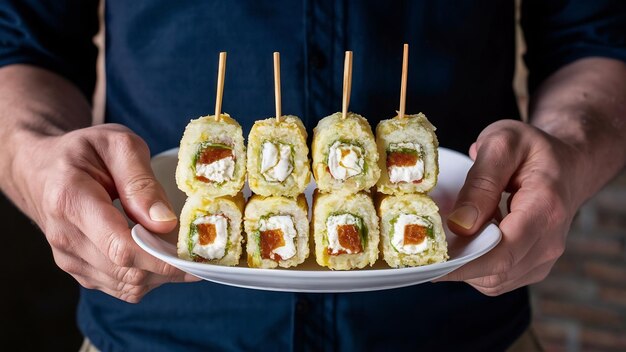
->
[[522, 0, 626, 92], [0, 0, 99, 100]]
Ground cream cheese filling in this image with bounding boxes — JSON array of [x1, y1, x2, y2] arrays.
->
[[259, 215, 297, 260], [392, 214, 430, 254], [328, 141, 364, 180], [196, 157, 235, 183], [326, 213, 361, 255], [388, 142, 424, 183], [260, 141, 293, 182], [192, 215, 229, 259]]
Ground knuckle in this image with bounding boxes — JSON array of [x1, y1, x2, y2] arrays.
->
[[55, 256, 84, 276], [103, 123, 132, 134], [544, 192, 569, 226], [481, 130, 515, 157], [82, 282, 98, 291], [466, 174, 502, 200], [544, 244, 565, 263], [74, 276, 97, 290], [121, 267, 148, 286], [116, 279, 127, 293], [44, 181, 78, 221], [481, 284, 508, 297], [480, 272, 508, 289], [47, 230, 71, 250], [495, 272, 509, 286], [156, 261, 179, 278], [124, 176, 158, 197], [57, 135, 98, 171], [121, 295, 142, 304], [117, 282, 148, 304], [106, 235, 134, 267], [111, 131, 147, 155], [58, 133, 90, 158], [472, 276, 510, 297]]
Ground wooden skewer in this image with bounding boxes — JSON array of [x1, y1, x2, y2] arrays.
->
[[214, 51, 227, 121], [341, 51, 353, 119], [398, 44, 409, 119], [274, 52, 282, 123]]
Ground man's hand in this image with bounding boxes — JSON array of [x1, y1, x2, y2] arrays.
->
[[439, 119, 582, 295], [12, 123, 198, 303], [438, 58, 626, 295], [0, 65, 199, 303]]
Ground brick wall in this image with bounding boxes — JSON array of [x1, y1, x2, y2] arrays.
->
[[530, 171, 626, 351]]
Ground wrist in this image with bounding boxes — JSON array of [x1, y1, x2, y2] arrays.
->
[[0, 65, 92, 209], [527, 58, 626, 201], [531, 108, 626, 201], [0, 125, 58, 215]]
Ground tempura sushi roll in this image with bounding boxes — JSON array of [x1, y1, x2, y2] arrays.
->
[[244, 194, 309, 269], [247, 115, 311, 197], [378, 193, 448, 267], [177, 192, 245, 266], [176, 113, 246, 197], [312, 190, 379, 270], [376, 113, 439, 195], [312, 112, 380, 194]]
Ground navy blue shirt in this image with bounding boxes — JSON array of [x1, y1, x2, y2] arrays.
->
[[2, 1, 626, 351]]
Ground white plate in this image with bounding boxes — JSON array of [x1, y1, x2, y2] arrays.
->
[[131, 147, 501, 293]]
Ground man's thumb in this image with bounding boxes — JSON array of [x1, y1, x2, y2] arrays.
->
[[101, 134, 178, 233], [121, 175, 178, 230], [447, 140, 520, 236]]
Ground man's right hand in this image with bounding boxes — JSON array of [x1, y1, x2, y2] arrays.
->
[[11, 123, 198, 303]]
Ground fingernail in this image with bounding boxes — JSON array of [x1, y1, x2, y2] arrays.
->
[[448, 205, 478, 230], [149, 202, 177, 222]]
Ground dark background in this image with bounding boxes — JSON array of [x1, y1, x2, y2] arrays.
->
[[0, 195, 82, 350]]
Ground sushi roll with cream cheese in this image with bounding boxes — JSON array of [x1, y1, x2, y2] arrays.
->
[[312, 190, 379, 270], [375, 113, 438, 195], [312, 112, 380, 194], [247, 115, 310, 197], [176, 113, 246, 197], [177, 192, 245, 266], [377, 193, 448, 267], [244, 194, 309, 269]]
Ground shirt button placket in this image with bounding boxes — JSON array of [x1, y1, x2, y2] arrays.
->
[[305, 0, 343, 124], [296, 297, 310, 315], [300, 0, 344, 349]]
